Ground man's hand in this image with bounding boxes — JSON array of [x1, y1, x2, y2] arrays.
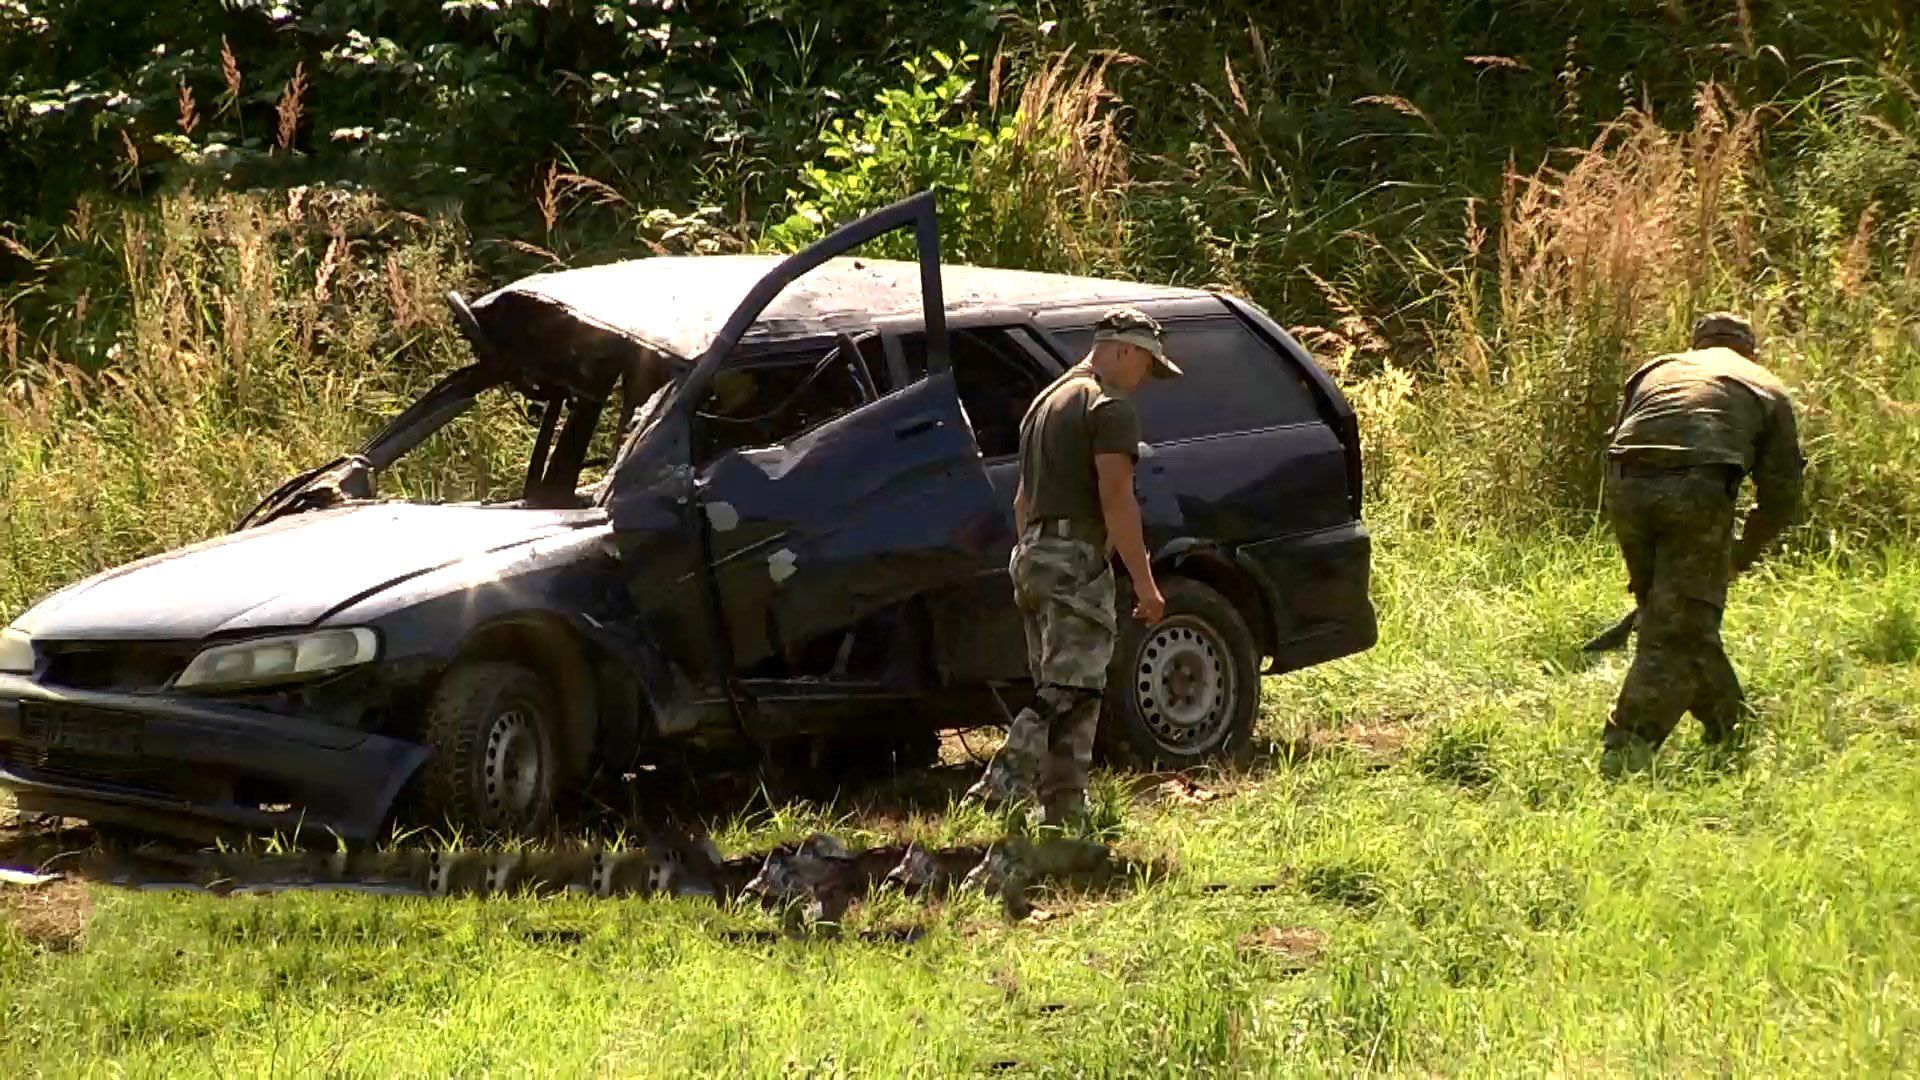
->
[[1133, 579, 1166, 624]]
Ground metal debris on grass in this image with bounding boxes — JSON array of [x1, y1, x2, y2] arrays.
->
[[0, 824, 1163, 935]]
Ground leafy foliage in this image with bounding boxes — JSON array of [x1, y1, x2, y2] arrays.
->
[[764, 49, 1005, 258], [0, 0, 1003, 227]]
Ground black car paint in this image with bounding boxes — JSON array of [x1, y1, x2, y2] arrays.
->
[[0, 674, 427, 841], [0, 193, 1376, 841], [0, 506, 645, 839], [693, 372, 1008, 672], [927, 295, 1376, 686], [9, 504, 601, 641]]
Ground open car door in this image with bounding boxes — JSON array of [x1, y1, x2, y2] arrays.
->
[[697, 367, 999, 669], [609, 193, 1006, 673]]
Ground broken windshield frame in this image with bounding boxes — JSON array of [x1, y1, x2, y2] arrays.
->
[[359, 363, 512, 471], [239, 355, 628, 529]]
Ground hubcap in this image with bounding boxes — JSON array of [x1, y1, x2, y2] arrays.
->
[[482, 707, 544, 825], [1134, 617, 1236, 753]]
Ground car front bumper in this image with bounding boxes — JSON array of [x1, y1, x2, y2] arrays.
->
[[0, 674, 428, 842]]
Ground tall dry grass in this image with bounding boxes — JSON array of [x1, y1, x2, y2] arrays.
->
[[972, 49, 1136, 276], [0, 190, 526, 620], [1349, 85, 1919, 550]]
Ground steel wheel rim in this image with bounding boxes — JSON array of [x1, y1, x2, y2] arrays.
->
[[483, 706, 544, 825], [1133, 616, 1235, 753]]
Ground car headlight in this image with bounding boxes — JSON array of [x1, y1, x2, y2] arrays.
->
[[175, 628, 379, 690], [0, 627, 33, 675]]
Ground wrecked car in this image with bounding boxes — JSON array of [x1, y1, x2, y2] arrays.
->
[[0, 193, 1376, 841]]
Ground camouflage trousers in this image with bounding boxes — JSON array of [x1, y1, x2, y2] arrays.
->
[[969, 526, 1117, 824], [1605, 465, 1749, 751]]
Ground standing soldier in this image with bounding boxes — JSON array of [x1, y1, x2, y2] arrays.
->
[[1602, 312, 1804, 773], [966, 307, 1182, 828]]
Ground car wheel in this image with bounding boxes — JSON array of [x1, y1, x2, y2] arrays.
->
[[419, 661, 559, 835], [1098, 577, 1260, 769]]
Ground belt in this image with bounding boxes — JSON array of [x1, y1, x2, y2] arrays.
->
[[1612, 460, 1742, 481], [1029, 517, 1105, 544], [1611, 460, 1743, 499]]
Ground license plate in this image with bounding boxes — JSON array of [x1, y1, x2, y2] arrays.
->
[[20, 704, 145, 757]]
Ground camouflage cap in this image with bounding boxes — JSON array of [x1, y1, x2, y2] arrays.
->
[[1691, 311, 1757, 356], [1093, 306, 1183, 379]]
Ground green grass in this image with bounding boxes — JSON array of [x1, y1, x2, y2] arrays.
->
[[6, 530, 1918, 1075]]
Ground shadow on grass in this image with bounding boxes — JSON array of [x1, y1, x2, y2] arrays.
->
[[576, 753, 984, 838], [0, 816, 99, 876], [0, 732, 1197, 941], [1, 800, 1171, 939]]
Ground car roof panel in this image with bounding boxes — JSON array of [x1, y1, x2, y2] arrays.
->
[[472, 255, 1211, 361]]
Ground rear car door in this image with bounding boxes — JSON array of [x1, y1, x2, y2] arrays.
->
[[1038, 298, 1375, 672], [880, 319, 1070, 683], [1039, 301, 1351, 544]]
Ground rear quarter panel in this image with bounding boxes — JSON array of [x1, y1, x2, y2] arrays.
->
[[1046, 299, 1376, 670]]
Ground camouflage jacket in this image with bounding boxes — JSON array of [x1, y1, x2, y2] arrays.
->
[[1608, 346, 1805, 564]]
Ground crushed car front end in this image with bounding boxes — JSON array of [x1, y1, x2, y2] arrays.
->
[[0, 494, 624, 843], [0, 628, 432, 841], [0, 281, 658, 842]]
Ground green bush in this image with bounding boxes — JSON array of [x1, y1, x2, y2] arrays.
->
[[763, 49, 1003, 257]]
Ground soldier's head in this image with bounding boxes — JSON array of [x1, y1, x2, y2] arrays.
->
[[1691, 311, 1758, 360], [1090, 306, 1182, 391]]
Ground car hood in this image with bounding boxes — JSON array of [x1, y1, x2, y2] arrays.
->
[[14, 503, 605, 642]]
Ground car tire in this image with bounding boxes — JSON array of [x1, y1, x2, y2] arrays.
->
[[1098, 577, 1260, 769], [418, 661, 560, 836]]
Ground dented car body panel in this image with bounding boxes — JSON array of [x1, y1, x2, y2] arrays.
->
[[0, 674, 428, 841], [691, 371, 1007, 672], [0, 193, 1376, 841]]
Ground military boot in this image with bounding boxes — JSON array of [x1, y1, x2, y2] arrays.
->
[[964, 759, 1035, 813]]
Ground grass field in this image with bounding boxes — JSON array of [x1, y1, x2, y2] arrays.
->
[[5, 529, 1917, 1076], [3, 8, 1916, 1073]]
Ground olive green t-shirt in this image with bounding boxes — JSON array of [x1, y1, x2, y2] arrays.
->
[[1017, 363, 1141, 533]]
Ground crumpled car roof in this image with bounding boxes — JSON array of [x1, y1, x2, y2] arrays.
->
[[471, 254, 1210, 361]]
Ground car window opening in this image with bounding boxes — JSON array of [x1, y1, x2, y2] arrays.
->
[[690, 340, 875, 465], [1050, 316, 1322, 442], [896, 328, 1053, 459]]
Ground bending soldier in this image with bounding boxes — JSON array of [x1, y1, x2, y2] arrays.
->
[[1602, 312, 1805, 772], [966, 307, 1182, 827]]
